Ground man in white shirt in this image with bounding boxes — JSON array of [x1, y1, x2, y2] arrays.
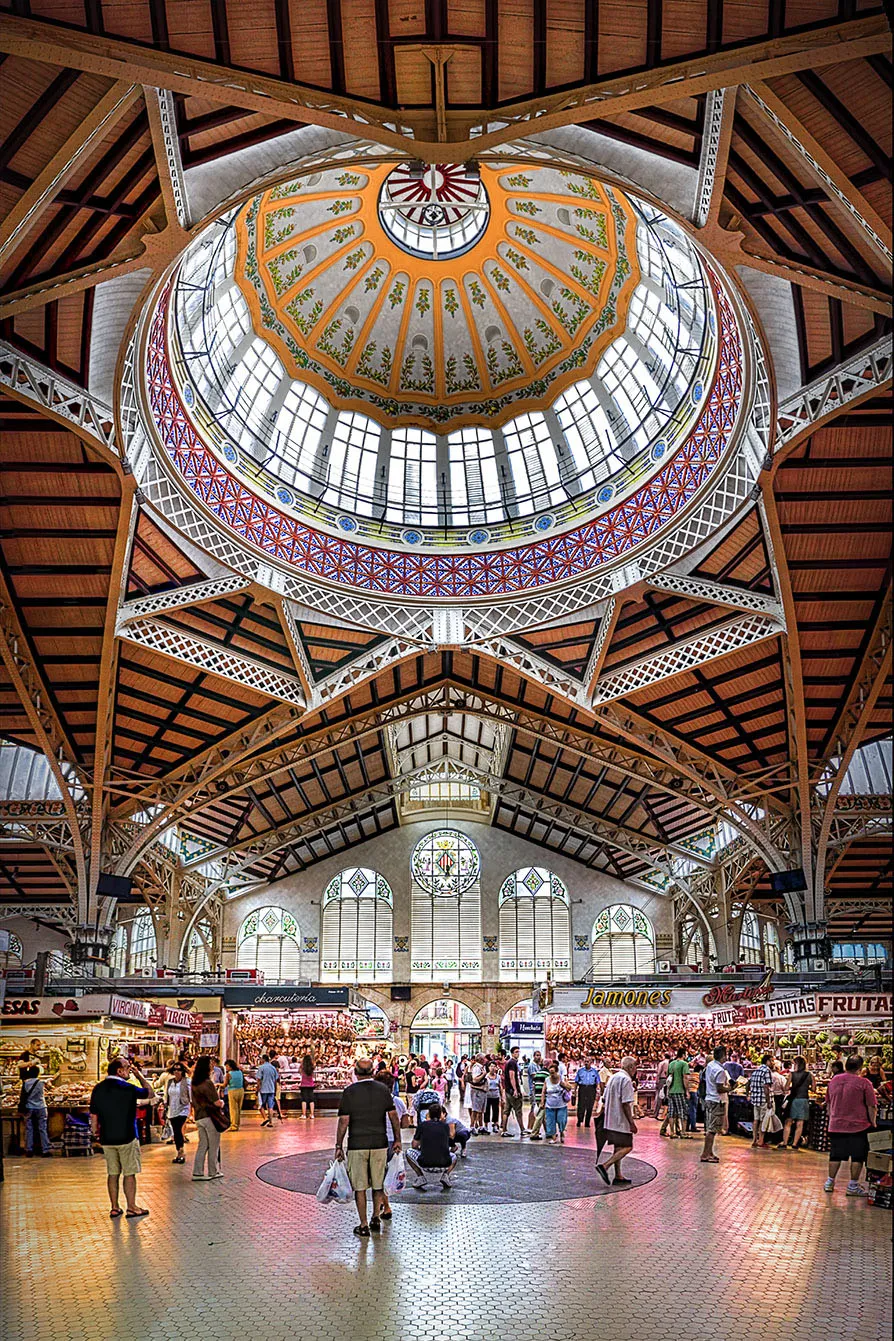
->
[[595, 1056, 638, 1187], [701, 1045, 731, 1163]]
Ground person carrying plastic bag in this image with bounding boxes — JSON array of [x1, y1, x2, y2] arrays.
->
[[316, 1158, 354, 1205]]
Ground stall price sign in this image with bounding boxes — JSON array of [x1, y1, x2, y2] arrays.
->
[[814, 993, 891, 1017]]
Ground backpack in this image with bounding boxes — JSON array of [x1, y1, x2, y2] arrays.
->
[[696, 1069, 707, 1103]]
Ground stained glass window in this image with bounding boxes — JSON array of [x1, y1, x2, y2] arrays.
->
[[498, 868, 571, 982], [236, 906, 301, 980], [321, 868, 393, 982], [590, 904, 655, 977], [411, 830, 481, 982]]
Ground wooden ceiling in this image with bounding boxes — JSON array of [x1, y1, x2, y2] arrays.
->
[[0, 1, 891, 944]]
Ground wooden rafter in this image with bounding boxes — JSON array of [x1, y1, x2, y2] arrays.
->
[[0, 15, 888, 164]]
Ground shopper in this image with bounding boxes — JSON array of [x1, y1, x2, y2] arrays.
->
[[500, 1046, 525, 1137], [748, 1054, 774, 1149], [256, 1054, 278, 1127], [191, 1055, 225, 1181], [686, 1063, 702, 1133], [335, 1058, 402, 1237], [224, 1060, 244, 1131], [540, 1063, 571, 1145], [444, 1060, 456, 1103], [271, 1059, 285, 1122], [299, 1053, 316, 1119], [655, 1052, 672, 1131], [89, 1056, 153, 1218], [166, 1062, 191, 1162], [19, 1065, 52, 1157], [571, 1055, 600, 1128], [525, 1050, 544, 1102], [824, 1055, 878, 1198], [211, 1057, 225, 1088], [771, 1059, 788, 1123], [405, 1104, 459, 1190], [595, 1056, 638, 1185], [780, 1057, 812, 1152], [466, 1056, 488, 1133], [866, 1055, 887, 1090], [665, 1047, 690, 1139], [484, 1063, 502, 1133], [700, 1045, 730, 1164]]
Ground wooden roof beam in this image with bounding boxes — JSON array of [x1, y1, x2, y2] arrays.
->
[[0, 14, 888, 163]]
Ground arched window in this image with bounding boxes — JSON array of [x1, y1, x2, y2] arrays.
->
[[680, 918, 715, 968], [763, 921, 781, 971], [109, 926, 127, 976], [129, 909, 156, 973], [411, 829, 481, 982], [236, 907, 300, 980], [0, 931, 23, 971], [739, 909, 762, 965], [321, 868, 393, 982], [782, 939, 796, 970], [591, 904, 655, 977], [499, 868, 571, 982], [187, 921, 213, 974]]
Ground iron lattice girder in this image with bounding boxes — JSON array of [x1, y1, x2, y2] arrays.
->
[[0, 339, 118, 459], [0, 903, 77, 925], [113, 682, 791, 877], [826, 897, 893, 917], [115, 575, 253, 629], [774, 335, 893, 456]]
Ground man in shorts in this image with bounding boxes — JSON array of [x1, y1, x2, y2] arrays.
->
[[500, 1046, 526, 1138], [595, 1056, 639, 1187], [701, 1044, 730, 1163], [89, 1056, 154, 1218], [824, 1054, 878, 1198], [336, 1058, 402, 1237]]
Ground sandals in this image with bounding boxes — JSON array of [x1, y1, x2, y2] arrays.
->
[[125, 1208, 150, 1217], [353, 1224, 370, 1237], [369, 1217, 382, 1232], [380, 1210, 393, 1220], [109, 1209, 123, 1218], [700, 1156, 719, 1163]]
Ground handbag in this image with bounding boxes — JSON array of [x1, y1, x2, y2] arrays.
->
[[208, 1103, 231, 1133]]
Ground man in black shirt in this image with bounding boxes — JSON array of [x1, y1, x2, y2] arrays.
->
[[89, 1056, 154, 1218], [336, 1058, 401, 1237], [500, 1046, 526, 1138]]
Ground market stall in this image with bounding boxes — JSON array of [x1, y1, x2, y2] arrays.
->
[[0, 993, 199, 1153], [223, 985, 373, 1112]]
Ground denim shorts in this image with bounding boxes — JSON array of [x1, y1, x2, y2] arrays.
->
[[259, 1092, 276, 1109]]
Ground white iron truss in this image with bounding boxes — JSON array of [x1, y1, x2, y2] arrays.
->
[[115, 574, 251, 630], [0, 341, 118, 459], [590, 612, 784, 705], [742, 84, 893, 266], [693, 87, 733, 228], [826, 896, 893, 918], [0, 904, 77, 926], [146, 87, 191, 229], [774, 335, 893, 455], [645, 573, 784, 621], [116, 618, 307, 707]]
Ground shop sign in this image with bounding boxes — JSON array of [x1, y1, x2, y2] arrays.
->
[[223, 986, 350, 1009], [546, 984, 708, 1014], [505, 1021, 544, 1037], [1, 994, 115, 1021], [763, 995, 819, 1021], [815, 993, 891, 1017], [701, 970, 776, 1009], [162, 1005, 202, 1031], [109, 994, 153, 1024]]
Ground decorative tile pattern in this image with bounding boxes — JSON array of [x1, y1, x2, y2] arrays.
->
[[145, 274, 743, 599], [483, 936, 498, 952], [574, 935, 590, 950], [302, 937, 317, 953], [393, 936, 409, 952]]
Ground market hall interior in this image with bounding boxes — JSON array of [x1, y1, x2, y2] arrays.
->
[[0, 2, 892, 1340]]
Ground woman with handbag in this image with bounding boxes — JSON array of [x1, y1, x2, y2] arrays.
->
[[779, 1057, 813, 1152], [190, 1056, 227, 1181], [540, 1064, 571, 1145], [166, 1063, 191, 1163]]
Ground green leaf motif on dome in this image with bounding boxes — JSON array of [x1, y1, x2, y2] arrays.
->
[[576, 216, 609, 248], [445, 352, 480, 394], [486, 340, 524, 385], [328, 199, 353, 216], [571, 257, 607, 297], [330, 224, 356, 244], [506, 173, 532, 188], [263, 207, 296, 250], [490, 267, 511, 293], [514, 200, 541, 216], [443, 287, 460, 318], [317, 318, 355, 367], [565, 176, 603, 201], [336, 172, 363, 186], [286, 290, 323, 335], [364, 266, 385, 291], [504, 246, 529, 272], [552, 286, 590, 335], [267, 252, 304, 297], [387, 280, 406, 308], [523, 318, 562, 366], [415, 286, 431, 316], [343, 246, 366, 271], [399, 350, 435, 393], [468, 279, 486, 309], [512, 225, 539, 248], [357, 341, 392, 386]]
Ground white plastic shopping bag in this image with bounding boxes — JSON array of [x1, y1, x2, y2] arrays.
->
[[383, 1152, 407, 1196], [316, 1159, 354, 1205], [761, 1108, 783, 1134]]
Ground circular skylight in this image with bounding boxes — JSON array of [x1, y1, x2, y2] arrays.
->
[[155, 161, 722, 550], [378, 162, 490, 258]]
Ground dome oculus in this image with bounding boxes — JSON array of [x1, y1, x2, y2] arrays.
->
[[377, 162, 490, 258]]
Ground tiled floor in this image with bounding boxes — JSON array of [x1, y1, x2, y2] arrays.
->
[[2, 1113, 891, 1341]]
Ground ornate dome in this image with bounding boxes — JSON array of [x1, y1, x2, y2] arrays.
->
[[131, 151, 764, 600]]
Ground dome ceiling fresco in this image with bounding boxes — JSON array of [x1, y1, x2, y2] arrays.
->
[[231, 162, 639, 431], [134, 150, 763, 599]]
